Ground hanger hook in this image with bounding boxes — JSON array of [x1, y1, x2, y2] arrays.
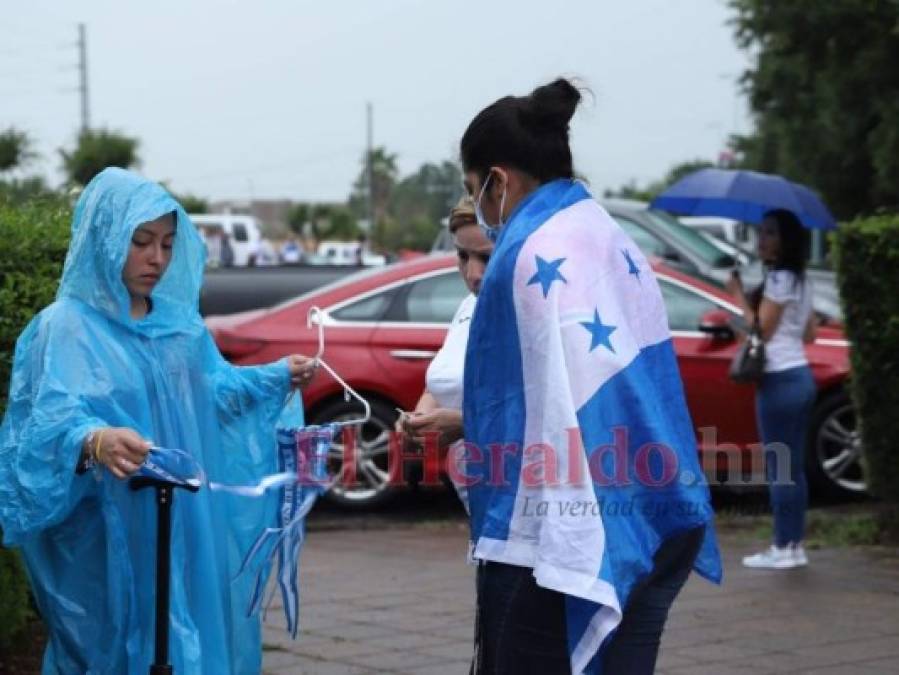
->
[[307, 306, 325, 363]]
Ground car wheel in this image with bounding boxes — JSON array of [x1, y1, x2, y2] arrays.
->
[[806, 390, 866, 498], [308, 398, 399, 509]]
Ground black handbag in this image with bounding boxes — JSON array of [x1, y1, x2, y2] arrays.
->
[[729, 317, 766, 383]]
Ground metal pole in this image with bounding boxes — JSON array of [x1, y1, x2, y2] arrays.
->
[[151, 485, 174, 675], [78, 23, 90, 133], [366, 102, 374, 233]]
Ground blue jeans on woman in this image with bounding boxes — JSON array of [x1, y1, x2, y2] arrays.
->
[[756, 365, 816, 547]]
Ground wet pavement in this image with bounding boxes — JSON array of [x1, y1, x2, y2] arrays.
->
[[261, 490, 899, 674]]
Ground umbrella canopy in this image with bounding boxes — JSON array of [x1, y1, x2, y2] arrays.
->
[[650, 168, 837, 230]]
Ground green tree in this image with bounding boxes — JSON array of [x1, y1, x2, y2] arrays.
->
[[603, 180, 655, 202], [729, 0, 899, 219], [60, 128, 140, 186], [0, 176, 55, 204], [348, 146, 398, 226], [287, 202, 310, 236], [663, 160, 716, 187], [174, 193, 208, 213], [326, 206, 362, 241], [0, 128, 35, 173], [391, 160, 462, 225]]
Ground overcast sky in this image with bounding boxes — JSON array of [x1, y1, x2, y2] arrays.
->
[[2, 0, 751, 202]]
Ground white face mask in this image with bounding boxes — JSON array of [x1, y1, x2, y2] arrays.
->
[[474, 172, 506, 243]]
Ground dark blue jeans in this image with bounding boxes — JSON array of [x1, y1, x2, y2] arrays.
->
[[471, 526, 704, 675], [756, 365, 816, 547]]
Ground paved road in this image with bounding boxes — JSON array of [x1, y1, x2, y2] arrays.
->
[[260, 496, 899, 674]]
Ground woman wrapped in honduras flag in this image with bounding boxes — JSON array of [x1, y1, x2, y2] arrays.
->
[[0, 168, 316, 674], [460, 79, 722, 675]]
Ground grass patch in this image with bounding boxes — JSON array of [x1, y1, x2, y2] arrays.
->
[[715, 501, 894, 548], [805, 509, 883, 547]]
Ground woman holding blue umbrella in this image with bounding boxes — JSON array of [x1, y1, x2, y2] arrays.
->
[[726, 209, 818, 570]]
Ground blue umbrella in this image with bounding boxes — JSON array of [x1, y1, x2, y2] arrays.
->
[[650, 168, 837, 230]]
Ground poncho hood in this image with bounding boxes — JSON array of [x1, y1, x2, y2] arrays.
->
[[59, 167, 206, 335]]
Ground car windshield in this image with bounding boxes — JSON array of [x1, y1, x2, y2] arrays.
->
[[646, 209, 736, 268]]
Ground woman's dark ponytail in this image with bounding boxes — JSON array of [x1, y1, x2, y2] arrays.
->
[[461, 77, 583, 184], [522, 78, 581, 134]]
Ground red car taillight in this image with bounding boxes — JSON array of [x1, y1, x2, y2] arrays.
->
[[215, 331, 266, 360]]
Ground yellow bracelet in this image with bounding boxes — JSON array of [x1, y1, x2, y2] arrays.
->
[[93, 429, 107, 466]]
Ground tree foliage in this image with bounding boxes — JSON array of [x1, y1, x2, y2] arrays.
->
[[287, 202, 310, 236], [173, 193, 208, 214], [832, 214, 899, 508], [324, 206, 362, 241], [0, 176, 56, 205], [289, 202, 361, 241], [0, 128, 35, 173], [729, 0, 899, 219], [346, 149, 462, 251], [60, 128, 140, 187], [391, 161, 462, 226], [348, 146, 398, 226], [365, 160, 462, 252]]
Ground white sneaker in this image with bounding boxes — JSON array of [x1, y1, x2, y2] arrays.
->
[[742, 545, 798, 569], [791, 543, 808, 567]]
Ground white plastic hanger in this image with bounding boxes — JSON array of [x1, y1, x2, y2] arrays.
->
[[306, 306, 371, 426]]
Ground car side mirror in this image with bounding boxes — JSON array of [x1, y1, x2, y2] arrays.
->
[[698, 309, 736, 342]]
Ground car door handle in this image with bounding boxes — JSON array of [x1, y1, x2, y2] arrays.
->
[[390, 349, 438, 360]]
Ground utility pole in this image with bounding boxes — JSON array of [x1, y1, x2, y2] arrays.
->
[[77, 23, 90, 133], [366, 101, 374, 233]]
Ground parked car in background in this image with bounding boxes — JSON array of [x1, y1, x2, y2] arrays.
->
[[679, 215, 757, 251], [318, 240, 387, 267], [207, 254, 859, 509], [696, 229, 754, 267], [191, 213, 262, 267], [433, 199, 843, 321]]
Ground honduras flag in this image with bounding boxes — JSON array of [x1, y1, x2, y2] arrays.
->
[[463, 179, 722, 674]]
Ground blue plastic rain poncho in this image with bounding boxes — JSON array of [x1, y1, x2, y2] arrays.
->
[[0, 168, 292, 674]]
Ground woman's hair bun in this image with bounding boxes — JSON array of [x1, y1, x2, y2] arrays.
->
[[521, 78, 582, 132]]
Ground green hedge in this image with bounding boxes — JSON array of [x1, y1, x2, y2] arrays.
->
[[0, 195, 71, 649], [0, 547, 32, 650], [832, 214, 899, 504], [0, 196, 71, 412]]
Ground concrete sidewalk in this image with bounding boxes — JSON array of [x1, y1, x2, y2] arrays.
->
[[261, 520, 899, 675]]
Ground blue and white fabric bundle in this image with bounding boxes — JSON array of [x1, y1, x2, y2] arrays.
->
[[228, 420, 335, 638], [119, 420, 334, 640], [463, 178, 723, 674], [122, 400, 334, 640]]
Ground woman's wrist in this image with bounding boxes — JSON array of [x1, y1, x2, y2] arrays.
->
[[76, 428, 106, 474], [77, 429, 98, 473]]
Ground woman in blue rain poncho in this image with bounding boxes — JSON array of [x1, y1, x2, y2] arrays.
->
[[0, 168, 316, 674]]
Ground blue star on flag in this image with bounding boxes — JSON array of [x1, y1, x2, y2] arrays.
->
[[528, 256, 567, 297], [581, 309, 617, 353], [622, 249, 640, 281]]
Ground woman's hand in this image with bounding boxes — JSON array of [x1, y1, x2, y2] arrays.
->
[[394, 410, 421, 455], [402, 408, 464, 451], [88, 428, 152, 480], [287, 354, 317, 389]]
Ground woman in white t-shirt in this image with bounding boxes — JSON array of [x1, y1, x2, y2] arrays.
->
[[727, 209, 818, 570], [397, 197, 493, 509]]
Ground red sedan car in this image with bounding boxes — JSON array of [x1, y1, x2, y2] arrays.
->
[[206, 255, 859, 508]]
